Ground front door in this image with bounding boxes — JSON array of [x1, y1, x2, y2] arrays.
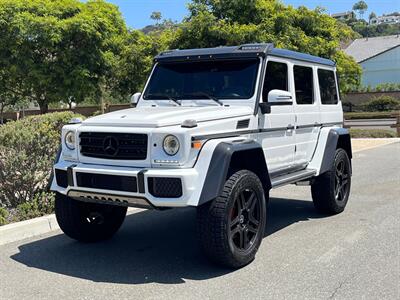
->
[[257, 59, 296, 174]]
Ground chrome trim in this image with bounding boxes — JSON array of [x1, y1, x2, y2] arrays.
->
[[67, 190, 153, 209]]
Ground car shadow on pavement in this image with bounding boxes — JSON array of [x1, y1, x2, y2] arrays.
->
[[11, 197, 325, 285]]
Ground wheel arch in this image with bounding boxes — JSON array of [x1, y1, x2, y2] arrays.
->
[[198, 140, 271, 206], [319, 127, 352, 175]]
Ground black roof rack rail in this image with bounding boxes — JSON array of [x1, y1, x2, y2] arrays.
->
[[154, 43, 335, 67]]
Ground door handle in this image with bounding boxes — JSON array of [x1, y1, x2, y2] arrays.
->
[[287, 124, 295, 130]]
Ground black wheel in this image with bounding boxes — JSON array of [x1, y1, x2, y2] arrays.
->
[[197, 170, 267, 268], [312, 148, 351, 214], [55, 193, 127, 242]]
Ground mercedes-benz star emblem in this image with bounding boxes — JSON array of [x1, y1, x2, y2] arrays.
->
[[103, 136, 119, 156]]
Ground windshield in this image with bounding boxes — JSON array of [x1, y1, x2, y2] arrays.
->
[[143, 59, 259, 100]]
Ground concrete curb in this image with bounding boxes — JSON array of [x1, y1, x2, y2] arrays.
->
[[0, 207, 141, 246]]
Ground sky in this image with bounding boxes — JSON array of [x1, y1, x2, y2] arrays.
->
[[106, 0, 400, 29]]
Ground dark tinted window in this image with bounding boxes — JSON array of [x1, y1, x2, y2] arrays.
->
[[294, 66, 314, 105], [318, 69, 338, 104], [262, 61, 288, 102], [143, 59, 259, 100]]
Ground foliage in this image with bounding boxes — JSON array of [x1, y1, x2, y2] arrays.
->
[[110, 30, 165, 98], [349, 128, 397, 138], [0, 206, 8, 225], [166, 0, 361, 93], [344, 111, 397, 120], [150, 11, 162, 23], [0, 0, 127, 113], [12, 192, 55, 222], [352, 1, 368, 19], [0, 112, 84, 208], [348, 83, 400, 93], [369, 12, 376, 21], [363, 96, 400, 112]]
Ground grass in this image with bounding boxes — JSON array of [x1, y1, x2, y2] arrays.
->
[[349, 128, 397, 138], [344, 111, 399, 120]]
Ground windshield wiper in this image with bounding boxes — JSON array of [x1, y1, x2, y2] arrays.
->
[[184, 92, 223, 106], [145, 93, 181, 106]]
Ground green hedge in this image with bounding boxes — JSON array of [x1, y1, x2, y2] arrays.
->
[[344, 111, 397, 120], [349, 128, 397, 138], [0, 112, 84, 225]]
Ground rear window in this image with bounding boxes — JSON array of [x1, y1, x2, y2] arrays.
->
[[318, 69, 338, 105], [294, 66, 314, 105]]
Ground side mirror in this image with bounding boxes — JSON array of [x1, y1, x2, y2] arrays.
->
[[130, 92, 141, 106], [267, 89, 293, 104]]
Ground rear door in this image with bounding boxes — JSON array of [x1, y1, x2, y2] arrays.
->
[[292, 64, 321, 166]]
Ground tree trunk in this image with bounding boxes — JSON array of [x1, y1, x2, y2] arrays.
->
[[39, 102, 48, 114], [0, 103, 4, 124]]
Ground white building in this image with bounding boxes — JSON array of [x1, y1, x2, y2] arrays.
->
[[370, 15, 400, 25], [344, 35, 400, 87]]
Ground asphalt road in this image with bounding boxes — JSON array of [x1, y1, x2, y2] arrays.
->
[[345, 118, 397, 131], [1, 142, 399, 300]]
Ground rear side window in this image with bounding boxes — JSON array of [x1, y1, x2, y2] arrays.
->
[[262, 61, 288, 102], [294, 66, 314, 105], [318, 69, 338, 105]]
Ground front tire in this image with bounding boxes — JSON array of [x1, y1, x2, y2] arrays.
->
[[55, 193, 127, 242], [197, 170, 267, 268], [311, 148, 351, 214]]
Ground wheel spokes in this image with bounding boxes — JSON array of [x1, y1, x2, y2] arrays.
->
[[229, 188, 261, 251]]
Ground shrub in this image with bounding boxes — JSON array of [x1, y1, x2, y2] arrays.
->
[[12, 192, 55, 222], [344, 111, 395, 120], [363, 96, 400, 112], [0, 207, 8, 226], [0, 112, 84, 208], [349, 128, 397, 138]]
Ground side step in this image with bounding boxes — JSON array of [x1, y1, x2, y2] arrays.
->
[[271, 169, 317, 188]]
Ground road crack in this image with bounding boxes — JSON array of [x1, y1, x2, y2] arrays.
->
[[328, 273, 356, 299]]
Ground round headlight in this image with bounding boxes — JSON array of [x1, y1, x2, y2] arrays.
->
[[163, 135, 180, 156], [65, 131, 76, 150]]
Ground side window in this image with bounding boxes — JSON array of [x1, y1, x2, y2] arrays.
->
[[262, 61, 288, 102], [318, 69, 338, 105], [293, 65, 314, 105]]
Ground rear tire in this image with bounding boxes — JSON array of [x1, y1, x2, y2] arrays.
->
[[311, 148, 351, 214], [197, 170, 267, 268], [55, 193, 127, 242]]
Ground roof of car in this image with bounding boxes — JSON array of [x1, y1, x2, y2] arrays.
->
[[155, 43, 336, 67]]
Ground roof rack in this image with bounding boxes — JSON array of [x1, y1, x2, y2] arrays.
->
[[154, 43, 335, 67]]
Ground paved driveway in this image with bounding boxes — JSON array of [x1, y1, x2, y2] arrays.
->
[[0, 142, 399, 299]]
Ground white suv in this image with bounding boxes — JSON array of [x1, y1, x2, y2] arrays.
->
[[51, 44, 352, 268]]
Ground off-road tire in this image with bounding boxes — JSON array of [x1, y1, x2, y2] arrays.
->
[[197, 170, 267, 268], [55, 193, 127, 242], [312, 148, 351, 214]]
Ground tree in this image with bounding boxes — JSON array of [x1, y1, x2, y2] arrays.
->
[[353, 1, 368, 20], [369, 11, 377, 23], [0, 0, 127, 114], [151, 11, 162, 25], [168, 0, 361, 92]]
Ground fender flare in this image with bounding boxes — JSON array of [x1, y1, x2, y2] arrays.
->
[[319, 127, 352, 175], [198, 140, 271, 206]]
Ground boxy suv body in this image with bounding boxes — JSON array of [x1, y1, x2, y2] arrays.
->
[[51, 44, 352, 268]]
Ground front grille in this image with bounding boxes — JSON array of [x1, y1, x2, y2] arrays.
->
[[76, 172, 137, 193], [79, 132, 148, 160], [148, 177, 183, 198]]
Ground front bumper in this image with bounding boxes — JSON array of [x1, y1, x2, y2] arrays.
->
[[51, 160, 200, 208]]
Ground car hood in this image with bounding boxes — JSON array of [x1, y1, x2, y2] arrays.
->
[[82, 105, 253, 128]]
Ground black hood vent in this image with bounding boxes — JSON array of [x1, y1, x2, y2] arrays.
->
[[236, 119, 250, 129]]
